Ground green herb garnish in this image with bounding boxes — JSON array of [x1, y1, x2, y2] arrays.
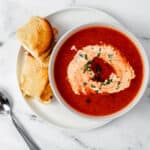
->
[[79, 53, 84, 57], [95, 90, 99, 93], [108, 54, 113, 59], [97, 52, 101, 57], [83, 61, 93, 73], [83, 64, 90, 73], [116, 81, 121, 90], [84, 54, 88, 60], [87, 60, 93, 65], [96, 48, 101, 57], [102, 79, 113, 85], [83, 82, 87, 86], [91, 84, 96, 88], [79, 53, 88, 60], [106, 78, 113, 84]]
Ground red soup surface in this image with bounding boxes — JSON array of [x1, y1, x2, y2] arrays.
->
[[54, 26, 143, 116]]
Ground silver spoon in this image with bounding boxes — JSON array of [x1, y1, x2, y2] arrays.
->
[[0, 89, 40, 150]]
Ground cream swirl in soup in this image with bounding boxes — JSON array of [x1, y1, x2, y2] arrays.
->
[[67, 44, 135, 95]]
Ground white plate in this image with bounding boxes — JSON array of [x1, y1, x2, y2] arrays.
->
[[17, 7, 123, 131]]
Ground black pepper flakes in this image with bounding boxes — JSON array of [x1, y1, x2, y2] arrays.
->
[[86, 98, 91, 104]]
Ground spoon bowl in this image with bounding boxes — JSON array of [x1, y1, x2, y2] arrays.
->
[[0, 88, 12, 115], [0, 88, 40, 150]]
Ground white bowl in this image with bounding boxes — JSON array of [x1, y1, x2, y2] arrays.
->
[[49, 23, 149, 120]]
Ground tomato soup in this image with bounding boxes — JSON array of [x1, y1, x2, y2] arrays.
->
[[54, 26, 143, 116]]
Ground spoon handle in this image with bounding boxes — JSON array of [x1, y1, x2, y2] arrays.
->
[[11, 112, 40, 150]]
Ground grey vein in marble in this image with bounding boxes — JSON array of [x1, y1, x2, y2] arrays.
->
[[69, 0, 76, 6], [62, 132, 102, 150], [138, 36, 150, 41], [18, 112, 44, 123], [0, 42, 3, 47], [28, 115, 44, 123]]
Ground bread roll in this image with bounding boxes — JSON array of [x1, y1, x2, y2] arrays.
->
[[16, 16, 53, 59]]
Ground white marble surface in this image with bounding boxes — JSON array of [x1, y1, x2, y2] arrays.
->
[[0, 0, 150, 150]]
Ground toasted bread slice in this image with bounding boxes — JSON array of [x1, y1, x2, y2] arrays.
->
[[20, 53, 52, 100], [40, 83, 53, 103]]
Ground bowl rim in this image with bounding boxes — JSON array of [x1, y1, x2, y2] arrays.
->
[[49, 22, 149, 120]]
